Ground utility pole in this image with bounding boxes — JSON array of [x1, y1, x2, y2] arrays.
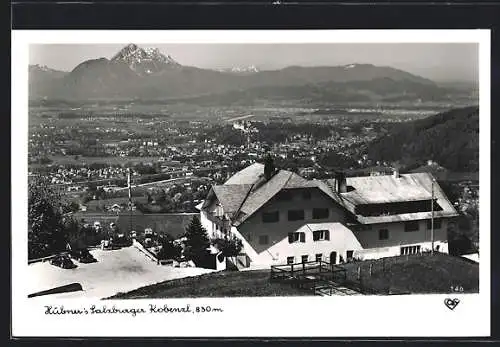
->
[[431, 178, 435, 255], [128, 168, 133, 236]]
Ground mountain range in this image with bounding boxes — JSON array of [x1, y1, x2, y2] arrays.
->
[[29, 44, 472, 103]]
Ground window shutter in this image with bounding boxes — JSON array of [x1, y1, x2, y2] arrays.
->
[[325, 230, 330, 240], [313, 231, 319, 241], [300, 232, 305, 243], [288, 233, 293, 243]]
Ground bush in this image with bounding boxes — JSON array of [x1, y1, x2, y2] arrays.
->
[[157, 234, 182, 260], [211, 236, 243, 257]]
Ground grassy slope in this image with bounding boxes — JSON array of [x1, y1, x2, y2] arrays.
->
[[108, 253, 478, 298], [107, 270, 308, 299], [342, 253, 479, 294]]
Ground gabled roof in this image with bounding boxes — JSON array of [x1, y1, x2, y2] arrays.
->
[[234, 170, 302, 226], [315, 172, 458, 224], [203, 164, 459, 227], [212, 184, 254, 216], [204, 163, 315, 226]]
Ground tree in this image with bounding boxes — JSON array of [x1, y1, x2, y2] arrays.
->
[[157, 234, 182, 260], [212, 236, 243, 257], [66, 201, 80, 213], [183, 216, 210, 265], [64, 217, 86, 250], [28, 178, 67, 259]]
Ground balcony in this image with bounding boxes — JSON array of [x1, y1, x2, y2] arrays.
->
[[205, 212, 232, 238]]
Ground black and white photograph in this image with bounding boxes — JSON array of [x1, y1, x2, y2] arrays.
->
[[11, 30, 490, 337]]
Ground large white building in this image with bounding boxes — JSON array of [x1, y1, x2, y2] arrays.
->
[[198, 163, 459, 268]]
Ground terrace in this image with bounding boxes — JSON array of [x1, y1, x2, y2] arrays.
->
[[270, 260, 358, 296]]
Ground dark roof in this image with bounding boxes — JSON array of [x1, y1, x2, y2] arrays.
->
[[212, 184, 254, 216], [205, 164, 314, 226], [315, 172, 458, 224], [204, 165, 459, 227]]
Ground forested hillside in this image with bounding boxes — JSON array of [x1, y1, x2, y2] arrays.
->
[[367, 106, 479, 172]]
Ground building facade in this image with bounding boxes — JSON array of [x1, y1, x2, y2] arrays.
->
[[199, 163, 458, 268]]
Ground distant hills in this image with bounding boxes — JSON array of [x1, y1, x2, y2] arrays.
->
[[215, 65, 260, 75], [28, 43, 473, 103], [366, 106, 479, 172]]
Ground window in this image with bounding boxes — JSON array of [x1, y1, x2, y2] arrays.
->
[[427, 219, 442, 230], [315, 253, 323, 262], [378, 229, 389, 240], [302, 190, 312, 200], [301, 255, 309, 263], [313, 229, 330, 241], [288, 232, 306, 243], [401, 245, 421, 255], [259, 235, 269, 245], [287, 256, 295, 264], [288, 209, 305, 221], [356, 200, 443, 217], [353, 225, 372, 231], [404, 221, 420, 232], [346, 250, 354, 260], [262, 211, 279, 223], [312, 208, 329, 219]]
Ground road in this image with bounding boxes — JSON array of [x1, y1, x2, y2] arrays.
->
[[226, 114, 256, 122], [27, 246, 215, 299]]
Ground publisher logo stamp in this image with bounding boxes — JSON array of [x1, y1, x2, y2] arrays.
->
[[444, 298, 460, 310]]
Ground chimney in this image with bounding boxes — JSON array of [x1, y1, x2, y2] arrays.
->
[[336, 171, 347, 193], [264, 154, 276, 181], [393, 168, 400, 178]]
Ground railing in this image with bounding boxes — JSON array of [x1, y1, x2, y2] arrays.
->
[[268, 260, 400, 296], [204, 213, 231, 234], [204, 212, 226, 225], [270, 260, 347, 282], [341, 279, 381, 295]]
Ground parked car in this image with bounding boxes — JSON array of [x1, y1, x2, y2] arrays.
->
[[70, 249, 97, 263], [50, 254, 77, 269]]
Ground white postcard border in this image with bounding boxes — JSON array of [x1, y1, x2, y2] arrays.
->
[[11, 29, 491, 337]]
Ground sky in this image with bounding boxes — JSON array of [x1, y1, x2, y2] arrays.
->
[[29, 43, 479, 82]]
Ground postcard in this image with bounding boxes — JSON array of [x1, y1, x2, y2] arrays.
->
[[11, 29, 490, 337]]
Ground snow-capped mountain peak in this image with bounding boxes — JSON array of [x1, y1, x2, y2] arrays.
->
[[111, 44, 180, 74], [30, 64, 56, 72]]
